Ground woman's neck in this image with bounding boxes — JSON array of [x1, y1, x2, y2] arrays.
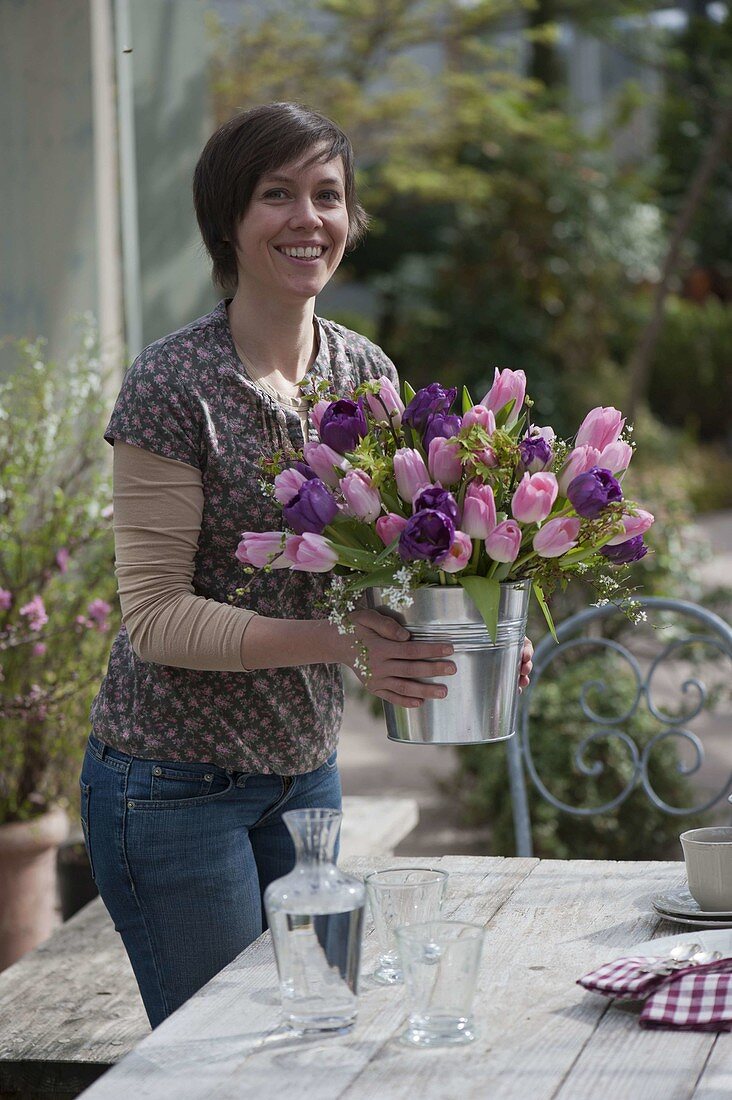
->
[[226, 290, 318, 383]]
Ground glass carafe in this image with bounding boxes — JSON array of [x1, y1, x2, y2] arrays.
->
[[264, 808, 365, 1033]]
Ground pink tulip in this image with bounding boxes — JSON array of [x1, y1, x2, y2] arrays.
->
[[341, 469, 382, 522], [576, 406, 625, 452], [0, 588, 12, 611], [428, 437, 463, 486], [462, 405, 496, 434], [481, 368, 526, 427], [311, 400, 331, 436], [485, 520, 522, 563], [599, 440, 633, 476], [533, 517, 581, 558], [440, 530, 473, 573], [462, 482, 497, 539], [283, 533, 338, 572], [393, 448, 431, 502], [235, 531, 290, 568], [365, 376, 404, 427], [302, 441, 351, 487], [606, 508, 654, 546], [557, 445, 601, 495], [273, 467, 309, 505], [376, 513, 408, 546], [511, 471, 558, 524]]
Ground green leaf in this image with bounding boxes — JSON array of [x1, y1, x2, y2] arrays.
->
[[457, 574, 500, 642], [461, 385, 475, 414], [494, 399, 516, 429], [403, 380, 416, 405], [532, 581, 558, 643], [351, 565, 399, 591]]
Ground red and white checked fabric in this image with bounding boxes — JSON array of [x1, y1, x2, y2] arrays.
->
[[578, 956, 732, 1032], [640, 959, 732, 1031], [577, 956, 671, 1000]]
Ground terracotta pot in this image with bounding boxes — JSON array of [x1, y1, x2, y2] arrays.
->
[[0, 807, 69, 971]]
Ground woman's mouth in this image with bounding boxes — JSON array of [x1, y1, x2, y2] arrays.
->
[[274, 245, 327, 264]]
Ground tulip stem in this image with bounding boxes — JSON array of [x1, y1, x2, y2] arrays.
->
[[468, 540, 481, 575], [438, 570, 447, 586]]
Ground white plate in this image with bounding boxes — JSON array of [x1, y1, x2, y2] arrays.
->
[[653, 885, 732, 920], [651, 903, 732, 930], [622, 928, 732, 958]]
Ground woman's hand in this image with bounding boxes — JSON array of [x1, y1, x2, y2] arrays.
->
[[518, 637, 534, 693], [339, 609, 456, 708]]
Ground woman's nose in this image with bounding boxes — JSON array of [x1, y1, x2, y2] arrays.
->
[[289, 198, 323, 230]]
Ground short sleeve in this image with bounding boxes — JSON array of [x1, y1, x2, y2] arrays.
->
[[104, 343, 202, 469]]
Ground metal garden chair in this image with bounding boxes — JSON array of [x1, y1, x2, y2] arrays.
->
[[506, 597, 732, 857]]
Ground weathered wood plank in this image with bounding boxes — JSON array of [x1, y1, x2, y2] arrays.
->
[[74, 858, 728, 1100], [0, 897, 150, 1089], [73, 857, 537, 1099], [340, 798, 419, 857]]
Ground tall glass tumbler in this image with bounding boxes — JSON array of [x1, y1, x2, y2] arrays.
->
[[364, 868, 448, 984], [395, 920, 486, 1047]]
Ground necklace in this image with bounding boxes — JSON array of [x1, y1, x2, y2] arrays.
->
[[231, 337, 310, 409]]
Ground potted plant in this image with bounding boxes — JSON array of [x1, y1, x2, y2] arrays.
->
[[234, 370, 653, 746], [0, 321, 117, 967]]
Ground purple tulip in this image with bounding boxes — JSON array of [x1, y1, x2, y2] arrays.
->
[[398, 509, 455, 563], [283, 478, 338, 535], [403, 383, 457, 434], [567, 466, 622, 519], [519, 433, 553, 473], [423, 413, 463, 449], [319, 398, 368, 454], [558, 445, 601, 495], [600, 535, 648, 564], [413, 485, 460, 524]]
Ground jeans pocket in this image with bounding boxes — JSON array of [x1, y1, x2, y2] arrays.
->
[[323, 750, 338, 770], [149, 763, 227, 802], [79, 780, 96, 881]]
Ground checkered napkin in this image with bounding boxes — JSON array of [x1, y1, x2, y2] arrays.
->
[[578, 956, 732, 1032]]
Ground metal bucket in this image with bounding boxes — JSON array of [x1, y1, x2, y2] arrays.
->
[[366, 581, 531, 745]]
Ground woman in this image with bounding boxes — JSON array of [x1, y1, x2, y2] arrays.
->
[[80, 102, 533, 1029]]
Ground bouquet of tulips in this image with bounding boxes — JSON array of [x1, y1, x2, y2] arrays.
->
[[236, 370, 653, 641]]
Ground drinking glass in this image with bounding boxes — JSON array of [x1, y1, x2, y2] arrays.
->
[[364, 867, 448, 984], [395, 920, 485, 1047]]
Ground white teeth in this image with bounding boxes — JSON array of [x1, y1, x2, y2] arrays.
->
[[280, 246, 324, 259]]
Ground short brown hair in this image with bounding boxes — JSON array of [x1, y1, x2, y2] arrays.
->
[[193, 102, 368, 292]]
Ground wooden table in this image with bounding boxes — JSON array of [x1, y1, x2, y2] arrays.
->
[[76, 857, 730, 1100]]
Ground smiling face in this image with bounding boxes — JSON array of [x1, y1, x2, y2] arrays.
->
[[232, 147, 349, 304]]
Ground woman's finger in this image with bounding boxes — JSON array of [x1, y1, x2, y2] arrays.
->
[[375, 677, 448, 701], [351, 609, 410, 641]]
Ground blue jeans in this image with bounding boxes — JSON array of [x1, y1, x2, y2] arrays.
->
[[79, 732, 341, 1028]]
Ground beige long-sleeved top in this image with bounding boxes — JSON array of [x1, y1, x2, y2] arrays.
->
[[113, 440, 257, 670]]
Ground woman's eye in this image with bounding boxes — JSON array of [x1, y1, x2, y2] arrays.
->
[[263, 189, 287, 199], [319, 191, 342, 203]]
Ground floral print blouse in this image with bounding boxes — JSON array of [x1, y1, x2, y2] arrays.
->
[[90, 298, 398, 775]]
